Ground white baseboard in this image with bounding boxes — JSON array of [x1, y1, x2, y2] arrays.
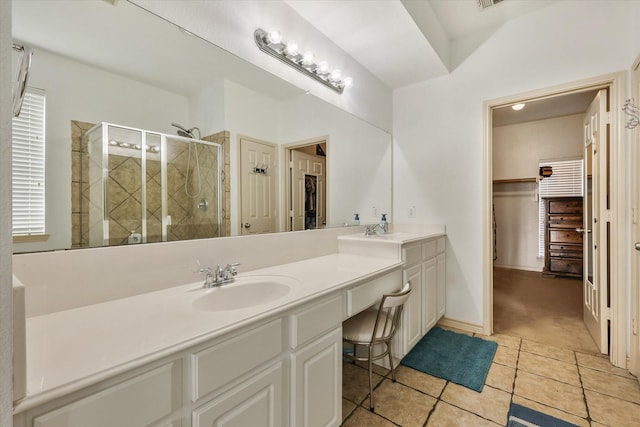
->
[[437, 317, 484, 335], [493, 264, 543, 273]]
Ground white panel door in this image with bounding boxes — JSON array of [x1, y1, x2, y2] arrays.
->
[[193, 361, 284, 427], [422, 258, 437, 334], [240, 138, 277, 235], [290, 328, 341, 427], [582, 89, 608, 354]]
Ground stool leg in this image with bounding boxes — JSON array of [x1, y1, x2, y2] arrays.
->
[[388, 342, 396, 383], [368, 345, 375, 412]]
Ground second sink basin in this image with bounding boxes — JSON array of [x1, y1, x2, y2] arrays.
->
[[192, 275, 296, 312]]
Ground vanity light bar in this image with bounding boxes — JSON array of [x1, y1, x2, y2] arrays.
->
[[108, 139, 160, 153], [254, 28, 353, 94]]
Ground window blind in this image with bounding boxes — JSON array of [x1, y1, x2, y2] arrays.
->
[[12, 88, 46, 236], [538, 158, 584, 257]]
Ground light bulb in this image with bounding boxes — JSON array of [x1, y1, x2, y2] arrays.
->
[[266, 29, 282, 44], [329, 69, 342, 82], [343, 77, 353, 88], [285, 41, 299, 56], [512, 103, 525, 111], [302, 51, 315, 66], [316, 61, 329, 74], [108, 139, 118, 146]]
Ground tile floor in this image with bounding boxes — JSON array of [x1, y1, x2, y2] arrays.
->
[[340, 328, 640, 426]]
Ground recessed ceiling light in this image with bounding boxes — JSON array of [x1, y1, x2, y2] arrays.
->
[[512, 103, 525, 111]]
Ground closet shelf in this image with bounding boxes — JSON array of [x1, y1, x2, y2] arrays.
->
[[492, 178, 537, 184]]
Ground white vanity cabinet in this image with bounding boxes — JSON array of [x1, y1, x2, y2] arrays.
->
[[14, 257, 403, 427], [394, 236, 446, 359]]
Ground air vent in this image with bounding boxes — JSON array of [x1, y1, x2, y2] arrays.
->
[[478, 0, 505, 10]]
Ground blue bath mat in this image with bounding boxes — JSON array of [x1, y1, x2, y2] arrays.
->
[[508, 403, 579, 427], [400, 326, 497, 392]]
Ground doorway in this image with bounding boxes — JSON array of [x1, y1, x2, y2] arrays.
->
[[284, 139, 328, 231], [483, 73, 627, 367]]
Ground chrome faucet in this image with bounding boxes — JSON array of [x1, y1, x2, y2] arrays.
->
[[199, 263, 240, 288], [364, 224, 380, 236]]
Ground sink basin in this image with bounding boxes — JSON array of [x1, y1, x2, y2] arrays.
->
[[192, 275, 295, 312]]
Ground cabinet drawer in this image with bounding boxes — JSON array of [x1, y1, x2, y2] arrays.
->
[[549, 229, 583, 244], [422, 240, 437, 260], [549, 199, 582, 214], [33, 362, 180, 427], [550, 258, 583, 275], [290, 294, 343, 349], [403, 244, 421, 266], [191, 319, 282, 402], [347, 270, 402, 317], [548, 215, 582, 228]]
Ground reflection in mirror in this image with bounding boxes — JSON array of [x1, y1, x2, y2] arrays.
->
[[11, 0, 392, 253]]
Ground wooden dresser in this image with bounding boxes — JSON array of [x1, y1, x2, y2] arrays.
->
[[543, 197, 584, 278]]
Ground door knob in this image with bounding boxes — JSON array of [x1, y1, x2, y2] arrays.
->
[[243, 223, 251, 229], [635, 242, 640, 252], [576, 228, 585, 234]]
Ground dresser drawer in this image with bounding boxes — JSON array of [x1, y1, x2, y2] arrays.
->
[[550, 258, 583, 275], [549, 199, 582, 214], [549, 244, 583, 259], [549, 229, 583, 244], [548, 214, 582, 228]]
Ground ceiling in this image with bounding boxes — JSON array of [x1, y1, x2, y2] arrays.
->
[[284, 0, 559, 89], [285, 0, 592, 124]]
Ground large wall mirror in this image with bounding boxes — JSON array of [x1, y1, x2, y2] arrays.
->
[[11, 0, 392, 253]]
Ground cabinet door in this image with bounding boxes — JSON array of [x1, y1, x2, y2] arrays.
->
[[436, 253, 446, 320], [401, 264, 422, 356], [291, 327, 342, 427], [422, 258, 437, 334], [192, 361, 284, 427]]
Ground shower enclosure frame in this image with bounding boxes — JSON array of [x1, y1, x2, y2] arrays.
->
[[88, 122, 223, 246]]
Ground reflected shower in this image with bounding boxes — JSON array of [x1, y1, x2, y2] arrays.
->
[[171, 122, 201, 139]]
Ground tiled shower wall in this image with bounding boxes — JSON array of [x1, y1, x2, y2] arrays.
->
[[71, 122, 230, 248]]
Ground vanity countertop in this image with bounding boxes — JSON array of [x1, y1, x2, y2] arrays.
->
[[338, 226, 446, 245], [16, 252, 403, 412]]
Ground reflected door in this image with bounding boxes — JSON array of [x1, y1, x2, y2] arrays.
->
[[290, 149, 325, 231], [240, 137, 277, 235], [582, 89, 608, 354]]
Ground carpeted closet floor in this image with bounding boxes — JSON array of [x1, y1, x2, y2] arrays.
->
[[493, 267, 598, 354]]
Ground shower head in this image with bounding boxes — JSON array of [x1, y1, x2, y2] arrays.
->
[[170, 122, 200, 139]]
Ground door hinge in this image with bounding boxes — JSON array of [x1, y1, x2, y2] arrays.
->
[[605, 111, 612, 124], [604, 307, 612, 321], [634, 317, 638, 335], [633, 207, 638, 225]]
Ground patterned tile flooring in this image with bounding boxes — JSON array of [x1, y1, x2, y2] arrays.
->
[[340, 329, 640, 426]]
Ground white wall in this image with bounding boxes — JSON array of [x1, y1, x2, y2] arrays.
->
[[393, 1, 638, 326], [1, 0, 13, 423], [131, 0, 393, 133], [13, 48, 191, 253], [493, 114, 584, 271]]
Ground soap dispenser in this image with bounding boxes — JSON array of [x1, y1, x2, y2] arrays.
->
[[380, 214, 388, 234], [354, 213, 360, 225], [128, 230, 141, 244]]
